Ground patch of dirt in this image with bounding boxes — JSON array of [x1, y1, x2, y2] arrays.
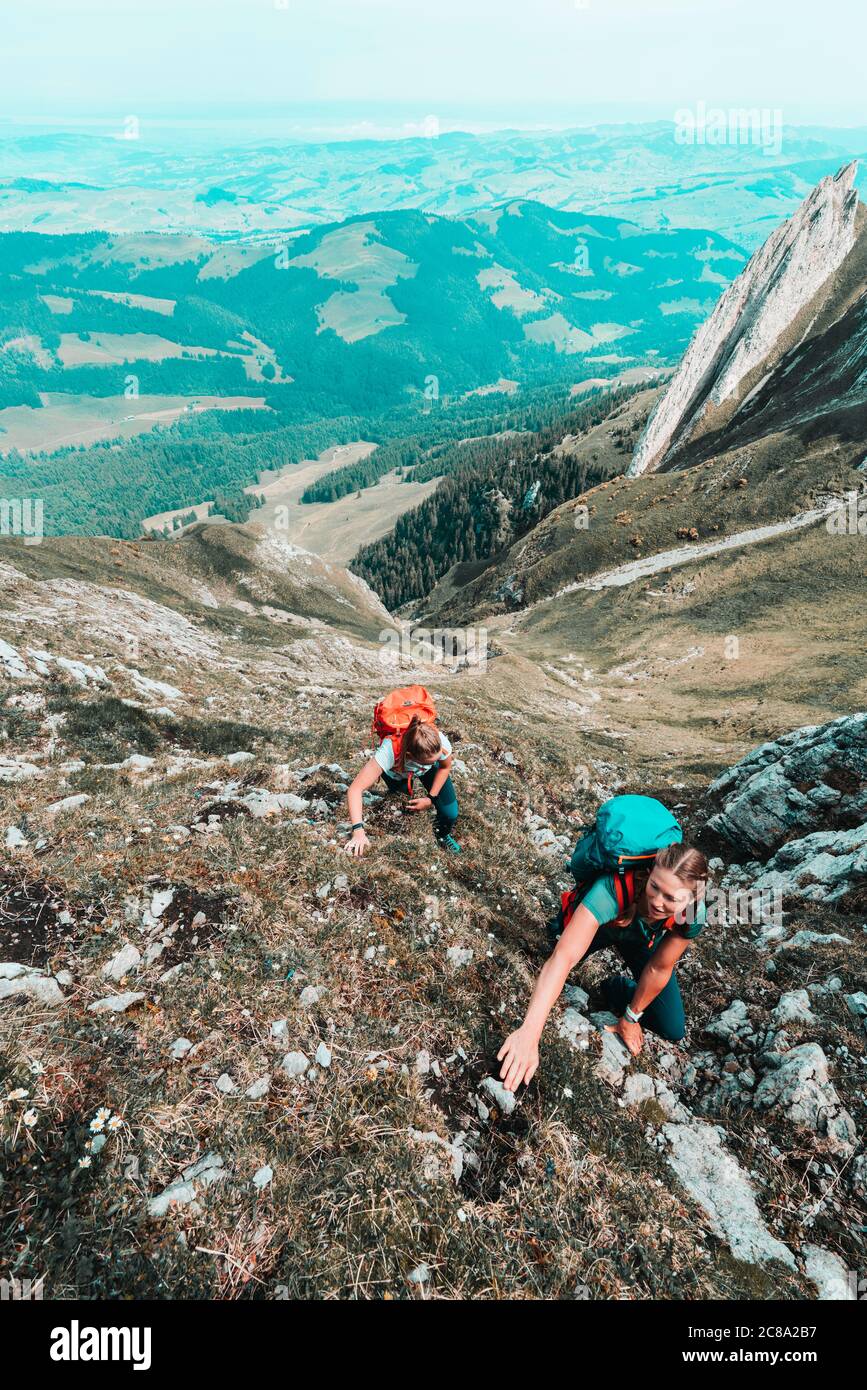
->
[[147, 881, 234, 971], [0, 873, 83, 968], [425, 1052, 540, 1203]]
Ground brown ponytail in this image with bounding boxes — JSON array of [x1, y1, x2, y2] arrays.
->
[[399, 716, 442, 771]]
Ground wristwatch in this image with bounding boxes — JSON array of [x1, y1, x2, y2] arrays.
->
[[350, 821, 364, 831], [624, 1004, 644, 1024]]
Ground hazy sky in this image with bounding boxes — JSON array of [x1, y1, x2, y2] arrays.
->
[[3, 0, 866, 130]]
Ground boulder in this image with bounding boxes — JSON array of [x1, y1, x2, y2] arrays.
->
[[753, 1043, 857, 1155], [752, 823, 867, 903], [802, 1244, 855, 1300], [661, 1121, 796, 1269], [0, 963, 64, 1007], [705, 713, 867, 857]]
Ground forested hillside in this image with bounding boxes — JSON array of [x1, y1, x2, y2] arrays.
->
[[353, 386, 648, 608], [0, 205, 740, 536]]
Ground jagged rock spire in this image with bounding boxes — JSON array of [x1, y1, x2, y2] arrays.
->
[[629, 162, 860, 476]]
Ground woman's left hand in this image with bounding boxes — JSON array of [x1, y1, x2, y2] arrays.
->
[[606, 1016, 644, 1056], [407, 795, 432, 812]]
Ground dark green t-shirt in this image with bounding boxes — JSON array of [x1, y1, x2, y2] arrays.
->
[[580, 875, 706, 950]]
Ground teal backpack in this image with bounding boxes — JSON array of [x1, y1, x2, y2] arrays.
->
[[550, 795, 682, 942]]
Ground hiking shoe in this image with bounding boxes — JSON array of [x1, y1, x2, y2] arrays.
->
[[436, 833, 461, 854]]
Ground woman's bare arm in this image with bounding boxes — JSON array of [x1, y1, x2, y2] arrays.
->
[[498, 904, 600, 1091], [344, 758, 383, 856], [609, 933, 692, 1054]]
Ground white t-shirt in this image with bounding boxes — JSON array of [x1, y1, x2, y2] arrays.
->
[[374, 731, 452, 782]]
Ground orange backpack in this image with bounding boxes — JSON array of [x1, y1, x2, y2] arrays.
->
[[372, 686, 438, 765]]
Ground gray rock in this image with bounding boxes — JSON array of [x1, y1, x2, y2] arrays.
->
[[563, 983, 590, 1010], [88, 991, 145, 1014], [147, 1152, 226, 1218], [299, 985, 322, 1007], [705, 712, 867, 858], [558, 1007, 592, 1048], [479, 1075, 517, 1115], [252, 1164, 273, 1190], [281, 1051, 310, 1079], [802, 1244, 855, 1300], [661, 1120, 796, 1269], [753, 823, 867, 903], [169, 1037, 193, 1060], [589, 1010, 620, 1031], [595, 1031, 631, 1087], [45, 793, 90, 817], [844, 991, 867, 1019], [0, 964, 64, 1007], [5, 826, 27, 850], [102, 943, 142, 982], [706, 999, 753, 1044], [245, 1075, 271, 1099], [315, 1042, 332, 1068], [408, 1262, 431, 1284], [753, 1043, 857, 1155], [771, 989, 816, 1028], [775, 930, 852, 953], [216, 1073, 237, 1094], [622, 1073, 656, 1106], [410, 1129, 466, 1183], [446, 945, 473, 968], [415, 1049, 431, 1075]]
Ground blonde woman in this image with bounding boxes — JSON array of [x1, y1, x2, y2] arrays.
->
[[498, 844, 709, 1091]]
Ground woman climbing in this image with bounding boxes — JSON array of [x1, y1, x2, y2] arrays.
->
[[497, 796, 709, 1092], [344, 685, 460, 857]]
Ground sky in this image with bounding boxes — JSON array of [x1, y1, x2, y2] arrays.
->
[[2, 0, 866, 134]]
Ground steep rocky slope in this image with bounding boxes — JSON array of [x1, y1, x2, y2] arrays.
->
[[628, 163, 862, 476], [1, 527, 864, 1300]]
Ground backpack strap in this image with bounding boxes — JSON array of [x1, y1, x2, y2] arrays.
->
[[613, 869, 637, 916]]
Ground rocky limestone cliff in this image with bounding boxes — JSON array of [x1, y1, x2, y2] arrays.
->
[[629, 162, 860, 476]]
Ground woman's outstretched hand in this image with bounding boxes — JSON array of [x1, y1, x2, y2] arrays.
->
[[497, 1028, 539, 1093], [344, 828, 370, 857], [406, 795, 432, 812], [606, 1016, 644, 1056]]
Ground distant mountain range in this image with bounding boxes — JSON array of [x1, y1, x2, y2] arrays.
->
[[1, 122, 866, 248], [368, 163, 866, 622], [0, 201, 745, 424]]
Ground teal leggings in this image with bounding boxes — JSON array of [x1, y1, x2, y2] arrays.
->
[[583, 925, 686, 1042], [381, 768, 459, 838]]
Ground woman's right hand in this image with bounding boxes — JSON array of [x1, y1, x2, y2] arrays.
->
[[497, 1028, 540, 1093], [344, 828, 370, 857]]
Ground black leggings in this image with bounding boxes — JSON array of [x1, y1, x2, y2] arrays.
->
[[381, 767, 459, 837]]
